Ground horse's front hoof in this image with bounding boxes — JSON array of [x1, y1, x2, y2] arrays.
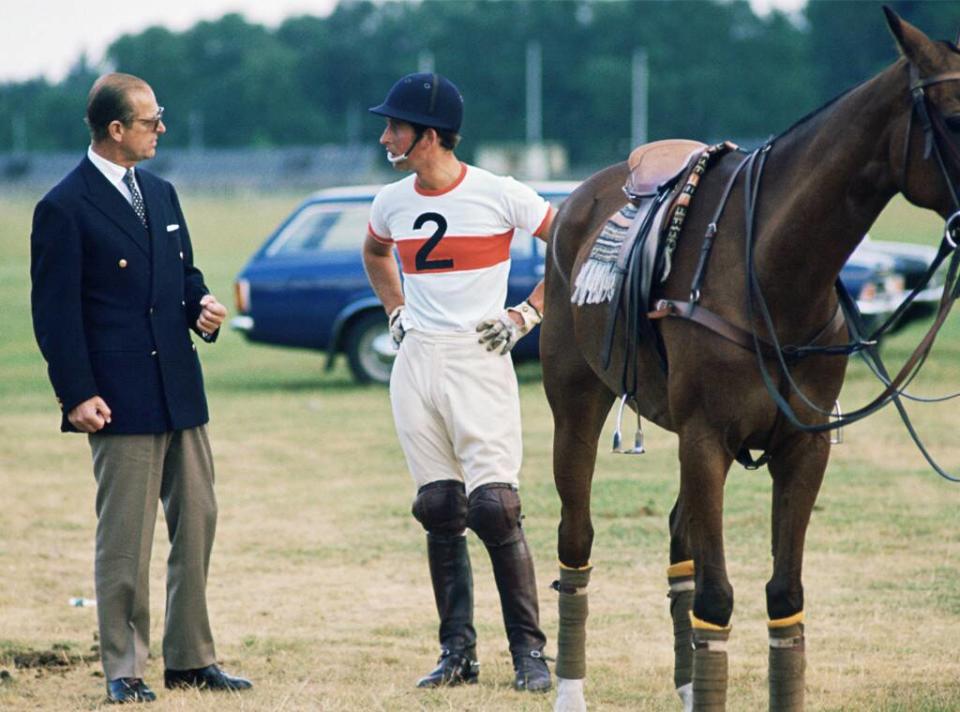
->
[[555, 677, 587, 712]]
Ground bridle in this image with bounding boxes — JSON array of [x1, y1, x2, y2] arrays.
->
[[743, 58, 960, 480], [902, 63, 960, 211]]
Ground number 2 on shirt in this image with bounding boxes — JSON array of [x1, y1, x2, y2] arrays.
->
[[414, 212, 454, 271]]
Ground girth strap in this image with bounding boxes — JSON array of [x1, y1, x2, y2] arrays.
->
[[648, 299, 847, 361]]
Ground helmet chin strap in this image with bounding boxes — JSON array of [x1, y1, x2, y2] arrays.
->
[[386, 129, 424, 164]]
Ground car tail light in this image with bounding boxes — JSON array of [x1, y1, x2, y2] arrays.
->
[[234, 279, 250, 314]]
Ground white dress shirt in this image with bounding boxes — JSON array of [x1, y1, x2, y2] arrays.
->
[[87, 145, 140, 206]]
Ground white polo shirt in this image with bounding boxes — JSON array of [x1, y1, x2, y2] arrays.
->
[[368, 163, 550, 333]]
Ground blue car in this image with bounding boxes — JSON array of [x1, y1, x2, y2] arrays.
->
[[233, 183, 577, 382], [232, 182, 928, 383]]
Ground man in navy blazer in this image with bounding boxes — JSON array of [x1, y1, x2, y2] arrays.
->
[[30, 73, 251, 704]]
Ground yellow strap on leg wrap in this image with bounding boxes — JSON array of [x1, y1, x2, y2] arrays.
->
[[768, 611, 804, 629], [690, 612, 732, 633], [667, 559, 694, 578]]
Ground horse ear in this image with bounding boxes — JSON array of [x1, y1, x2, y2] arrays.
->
[[883, 5, 938, 67]]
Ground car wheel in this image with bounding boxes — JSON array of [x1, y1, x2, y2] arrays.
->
[[344, 311, 396, 384]]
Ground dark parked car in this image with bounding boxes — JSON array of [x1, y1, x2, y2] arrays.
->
[[857, 235, 944, 326], [232, 183, 936, 383]]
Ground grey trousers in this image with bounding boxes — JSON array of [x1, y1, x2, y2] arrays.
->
[[88, 426, 218, 680]]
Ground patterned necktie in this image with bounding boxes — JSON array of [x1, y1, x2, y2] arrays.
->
[[122, 168, 148, 229]]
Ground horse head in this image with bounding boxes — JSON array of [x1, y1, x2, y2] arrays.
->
[[884, 7, 960, 219]]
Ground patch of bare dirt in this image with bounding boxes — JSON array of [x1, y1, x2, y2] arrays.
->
[[8, 643, 99, 671]]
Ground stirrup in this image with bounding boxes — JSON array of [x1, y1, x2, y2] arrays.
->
[[830, 400, 843, 445], [612, 394, 646, 454]]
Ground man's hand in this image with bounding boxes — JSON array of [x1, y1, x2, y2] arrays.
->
[[476, 300, 543, 355], [67, 396, 112, 433], [196, 294, 227, 336], [388, 304, 406, 348]]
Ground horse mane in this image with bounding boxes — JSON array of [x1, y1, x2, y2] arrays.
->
[[769, 62, 899, 147], [772, 82, 865, 143], [773, 36, 959, 143]]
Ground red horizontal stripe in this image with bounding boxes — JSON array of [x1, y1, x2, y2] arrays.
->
[[396, 231, 513, 274]]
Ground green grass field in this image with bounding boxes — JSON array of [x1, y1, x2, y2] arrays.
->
[[1, 188, 959, 711]]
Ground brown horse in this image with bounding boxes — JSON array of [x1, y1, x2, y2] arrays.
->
[[542, 9, 960, 712]]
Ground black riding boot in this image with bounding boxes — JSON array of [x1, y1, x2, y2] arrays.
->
[[486, 530, 551, 692], [416, 533, 480, 688]]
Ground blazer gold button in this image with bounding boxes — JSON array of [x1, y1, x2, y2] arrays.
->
[[118, 259, 128, 268], [179, 251, 184, 260], [150, 350, 157, 356], [191, 344, 197, 351]]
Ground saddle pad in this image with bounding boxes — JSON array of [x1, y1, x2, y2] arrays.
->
[[570, 203, 637, 305], [571, 169, 684, 306]]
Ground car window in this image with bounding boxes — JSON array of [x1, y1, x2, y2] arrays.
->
[[267, 203, 370, 256]]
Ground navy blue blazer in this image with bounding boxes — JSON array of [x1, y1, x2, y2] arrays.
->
[[31, 157, 215, 434]]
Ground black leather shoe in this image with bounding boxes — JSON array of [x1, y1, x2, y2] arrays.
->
[[513, 650, 551, 692], [416, 648, 480, 688], [164, 664, 252, 691], [106, 678, 157, 703]]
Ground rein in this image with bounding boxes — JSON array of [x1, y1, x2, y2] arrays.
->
[[737, 61, 960, 480]]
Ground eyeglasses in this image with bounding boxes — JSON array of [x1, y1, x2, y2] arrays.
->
[[129, 106, 165, 132]]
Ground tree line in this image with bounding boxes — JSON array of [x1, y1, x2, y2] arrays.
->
[[1, 0, 958, 168]]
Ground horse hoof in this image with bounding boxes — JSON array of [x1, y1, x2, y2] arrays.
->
[[677, 682, 693, 711], [555, 677, 587, 712]]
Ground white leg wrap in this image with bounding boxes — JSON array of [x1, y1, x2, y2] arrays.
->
[[555, 677, 587, 712], [677, 682, 693, 711]]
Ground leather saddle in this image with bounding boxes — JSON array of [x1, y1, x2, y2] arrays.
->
[[601, 139, 707, 375], [619, 139, 707, 294], [626, 139, 707, 198]]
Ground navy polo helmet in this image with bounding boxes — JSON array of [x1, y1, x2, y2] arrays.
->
[[369, 72, 463, 133]]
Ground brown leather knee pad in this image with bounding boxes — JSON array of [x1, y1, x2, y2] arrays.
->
[[412, 480, 468, 537], [466, 483, 522, 547]]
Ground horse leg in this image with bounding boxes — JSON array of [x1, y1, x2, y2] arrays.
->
[[667, 494, 695, 711], [765, 434, 828, 712], [543, 352, 614, 712], [678, 430, 735, 712]]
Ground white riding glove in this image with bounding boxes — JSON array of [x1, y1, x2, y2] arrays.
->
[[388, 304, 406, 347], [476, 300, 543, 355]]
